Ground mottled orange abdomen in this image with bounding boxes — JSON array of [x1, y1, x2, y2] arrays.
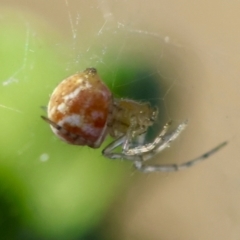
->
[[47, 68, 112, 148]]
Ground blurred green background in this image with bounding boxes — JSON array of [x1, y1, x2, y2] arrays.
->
[[0, 10, 128, 240], [0, 8, 163, 240]]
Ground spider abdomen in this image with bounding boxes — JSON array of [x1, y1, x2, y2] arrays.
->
[[46, 68, 113, 148]]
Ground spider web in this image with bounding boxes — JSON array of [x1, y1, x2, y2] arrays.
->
[[0, 0, 239, 239]]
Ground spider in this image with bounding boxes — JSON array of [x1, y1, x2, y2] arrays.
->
[[41, 68, 227, 173]]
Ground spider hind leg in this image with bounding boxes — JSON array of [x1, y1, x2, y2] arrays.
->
[[134, 141, 228, 173]]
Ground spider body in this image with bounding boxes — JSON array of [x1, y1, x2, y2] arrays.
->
[[42, 68, 227, 172]]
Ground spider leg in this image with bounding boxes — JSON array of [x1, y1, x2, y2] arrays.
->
[[123, 120, 173, 156], [124, 120, 187, 159], [41, 116, 61, 130], [134, 141, 228, 173], [122, 121, 148, 153], [102, 135, 142, 161], [141, 120, 187, 161], [122, 126, 135, 152]]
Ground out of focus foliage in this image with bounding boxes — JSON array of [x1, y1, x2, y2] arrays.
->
[[0, 10, 128, 240]]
